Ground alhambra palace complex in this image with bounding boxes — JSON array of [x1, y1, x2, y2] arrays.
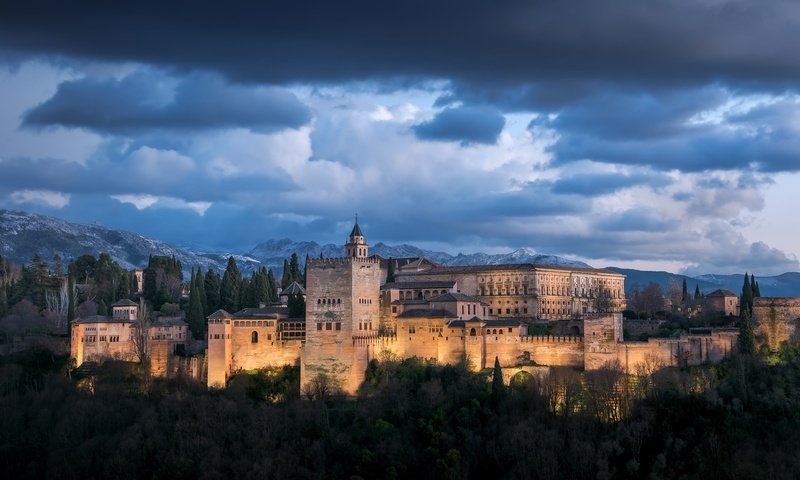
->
[[71, 220, 800, 393], [205, 222, 743, 393]]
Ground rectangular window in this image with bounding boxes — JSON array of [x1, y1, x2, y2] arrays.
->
[[392, 306, 397, 313], [317, 323, 323, 331], [335, 323, 341, 331], [99, 336, 107, 342], [409, 326, 416, 334], [326, 323, 332, 330]]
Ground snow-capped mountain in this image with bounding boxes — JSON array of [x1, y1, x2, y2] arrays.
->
[[246, 240, 591, 269], [0, 209, 230, 275], [4, 209, 797, 296]]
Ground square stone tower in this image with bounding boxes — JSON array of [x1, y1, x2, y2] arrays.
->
[[301, 219, 383, 395]]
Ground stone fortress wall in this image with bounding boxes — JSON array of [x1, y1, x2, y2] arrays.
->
[[208, 222, 742, 393], [753, 297, 800, 351]]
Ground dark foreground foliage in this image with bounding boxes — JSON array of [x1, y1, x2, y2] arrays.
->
[[2, 349, 800, 479]]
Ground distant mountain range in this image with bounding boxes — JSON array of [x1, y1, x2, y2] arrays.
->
[[1, 209, 798, 297]]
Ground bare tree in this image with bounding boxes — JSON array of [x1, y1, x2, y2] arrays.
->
[[130, 298, 151, 366], [591, 287, 615, 314], [302, 372, 343, 401], [45, 278, 70, 330]]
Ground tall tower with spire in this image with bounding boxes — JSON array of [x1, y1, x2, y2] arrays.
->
[[345, 215, 368, 258]]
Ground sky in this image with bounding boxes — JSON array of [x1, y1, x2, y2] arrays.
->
[[1, 0, 799, 275]]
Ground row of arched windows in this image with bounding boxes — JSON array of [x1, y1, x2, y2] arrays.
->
[[317, 298, 341, 305]]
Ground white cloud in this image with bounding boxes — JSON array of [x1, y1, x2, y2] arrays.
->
[[111, 194, 159, 209], [10, 189, 71, 208], [111, 194, 211, 215]]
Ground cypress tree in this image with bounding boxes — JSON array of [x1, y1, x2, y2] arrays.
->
[[204, 270, 221, 313], [491, 356, 505, 404], [681, 278, 688, 302], [738, 308, 756, 355], [752, 275, 761, 298], [194, 268, 207, 315], [220, 257, 242, 313], [267, 269, 278, 302], [387, 258, 396, 283], [288, 254, 302, 285], [742, 273, 753, 317], [280, 259, 291, 289], [694, 284, 701, 299], [187, 270, 205, 339]]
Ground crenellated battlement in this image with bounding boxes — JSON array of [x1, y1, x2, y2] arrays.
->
[[308, 256, 382, 267]]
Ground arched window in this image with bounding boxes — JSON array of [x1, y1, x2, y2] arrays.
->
[[251, 331, 258, 343], [470, 328, 477, 336]]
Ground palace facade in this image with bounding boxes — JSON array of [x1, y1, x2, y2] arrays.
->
[[207, 221, 738, 393]]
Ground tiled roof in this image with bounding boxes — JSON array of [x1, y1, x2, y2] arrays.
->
[[111, 299, 137, 307], [74, 315, 130, 324], [429, 292, 485, 304], [349, 222, 364, 238], [153, 317, 188, 327], [407, 263, 619, 275], [390, 299, 430, 305], [280, 281, 306, 295], [397, 309, 458, 318], [706, 289, 738, 297], [207, 309, 231, 319], [233, 306, 289, 318]]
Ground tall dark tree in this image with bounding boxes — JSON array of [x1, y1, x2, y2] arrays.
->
[[287, 293, 305, 318], [220, 256, 242, 313], [204, 270, 221, 313], [694, 284, 702, 299], [266, 269, 278, 303], [752, 275, 761, 298], [194, 268, 207, 315], [115, 272, 130, 301], [681, 278, 688, 302], [738, 308, 756, 355], [491, 356, 505, 405], [187, 270, 205, 340], [288, 254, 302, 285], [386, 258, 396, 283], [741, 273, 753, 317], [280, 259, 291, 289]]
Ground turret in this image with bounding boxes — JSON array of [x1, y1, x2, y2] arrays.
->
[[345, 216, 368, 258]]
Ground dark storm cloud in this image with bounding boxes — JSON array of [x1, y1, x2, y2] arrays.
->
[[551, 172, 673, 196], [413, 105, 505, 145], [2, 1, 800, 95], [0, 155, 296, 202], [23, 70, 311, 134], [541, 91, 800, 173]]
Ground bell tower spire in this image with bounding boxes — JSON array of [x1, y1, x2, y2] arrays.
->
[[345, 214, 368, 258]]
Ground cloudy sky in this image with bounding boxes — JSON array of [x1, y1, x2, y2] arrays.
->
[[1, 0, 799, 275]]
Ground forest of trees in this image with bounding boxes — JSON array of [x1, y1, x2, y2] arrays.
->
[[0, 253, 290, 345], [2, 344, 800, 479]]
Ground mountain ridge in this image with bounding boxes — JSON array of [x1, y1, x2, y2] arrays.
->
[[1, 209, 798, 297]]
